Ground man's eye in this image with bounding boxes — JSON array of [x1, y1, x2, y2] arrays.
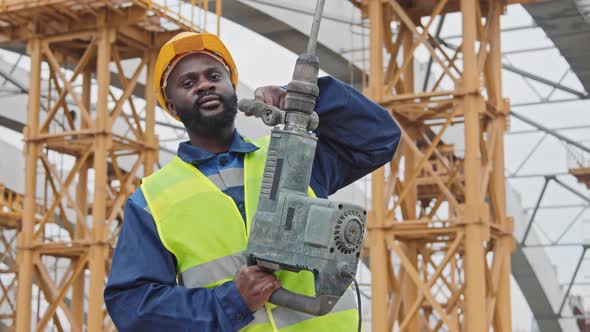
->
[[210, 73, 221, 81], [183, 81, 194, 88]]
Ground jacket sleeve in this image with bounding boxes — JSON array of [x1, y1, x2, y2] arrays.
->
[[105, 191, 253, 332], [310, 76, 401, 197]]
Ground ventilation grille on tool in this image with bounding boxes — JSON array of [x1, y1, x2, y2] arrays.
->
[[333, 210, 364, 255]]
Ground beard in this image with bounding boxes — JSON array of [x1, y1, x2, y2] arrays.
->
[[176, 91, 238, 137]]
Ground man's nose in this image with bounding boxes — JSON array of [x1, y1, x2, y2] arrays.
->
[[196, 78, 215, 94]]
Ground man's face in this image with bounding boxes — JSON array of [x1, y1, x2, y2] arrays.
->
[[165, 53, 237, 137]]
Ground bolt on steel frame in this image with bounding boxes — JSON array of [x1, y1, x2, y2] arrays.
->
[[0, 1, 221, 331], [352, 0, 517, 331]]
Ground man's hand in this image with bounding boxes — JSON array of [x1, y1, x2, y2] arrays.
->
[[254, 86, 287, 109], [235, 266, 282, 312]]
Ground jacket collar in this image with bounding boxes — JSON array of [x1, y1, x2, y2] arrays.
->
[[176, 129, 259, 165]]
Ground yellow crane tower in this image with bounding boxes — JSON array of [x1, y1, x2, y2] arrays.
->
[[353, 0, 533, 331], [0, 1, 221, 331]]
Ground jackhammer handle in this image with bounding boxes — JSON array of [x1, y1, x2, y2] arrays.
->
[[269, 287, 338, 316], [238, 99, 284, 126], [238, 98, 319, 130]]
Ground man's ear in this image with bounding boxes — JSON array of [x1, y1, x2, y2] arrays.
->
[[166, 100, 177, 118]]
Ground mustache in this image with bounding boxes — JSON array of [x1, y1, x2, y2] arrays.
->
[[193, 91, 224, 109]]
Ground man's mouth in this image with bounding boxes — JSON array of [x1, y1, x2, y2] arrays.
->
[[198, 94, 221, 110]]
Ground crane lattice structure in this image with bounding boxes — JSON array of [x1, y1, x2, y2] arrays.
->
[[0, 1, 221, 331], [354, 0, 520, 331]]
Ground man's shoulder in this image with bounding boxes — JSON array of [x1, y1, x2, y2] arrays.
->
[[129, 187, 148, 210], [140, 158, 184, 187]]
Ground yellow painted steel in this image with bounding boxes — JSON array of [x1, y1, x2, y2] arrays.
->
[[0, 1, 223, 331], [356, 0, 517, 330]]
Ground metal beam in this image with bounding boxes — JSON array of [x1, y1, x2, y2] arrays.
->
[[239, 0, 364, 25], [508, 124, 590, 135], [559, 247, 586, 315], [523, 204, 587, 210], [555, 207, 587, 244], [560, 281, 590, 287], [422, 15, 445, 92], [0, 115, 24, 132], [511, 111, 590, 155], [502, 63, 587, 98], [551, 176, 590, 204], [441, 24, 538, 39], [438, 38, 587, 98], [508, 172, 570, 179], [512, 97, 585, 108], [511, 133, 547, 176], [0, 54, 24, 91], [339, 44, 558, 57], [503, 45, 556, 55], [524, 243, 586, 248], [522, 176, 550, 244], [0, 67, 27, 94]]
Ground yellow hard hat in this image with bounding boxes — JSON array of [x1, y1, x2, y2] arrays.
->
[[154, 32, 238, 120]]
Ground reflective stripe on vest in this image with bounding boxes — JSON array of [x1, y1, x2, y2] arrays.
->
[[181, 251, 246, 288], [141, 136, 358, 331]]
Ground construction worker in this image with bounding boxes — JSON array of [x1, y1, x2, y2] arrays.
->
[[104, 32, 400, 331]]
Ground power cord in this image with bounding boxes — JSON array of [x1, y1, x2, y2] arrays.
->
[[351, 274, 362, 332], [340, 265, 362, 332]]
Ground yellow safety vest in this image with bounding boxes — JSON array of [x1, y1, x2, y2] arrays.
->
[[141, 136, 358, 331]]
